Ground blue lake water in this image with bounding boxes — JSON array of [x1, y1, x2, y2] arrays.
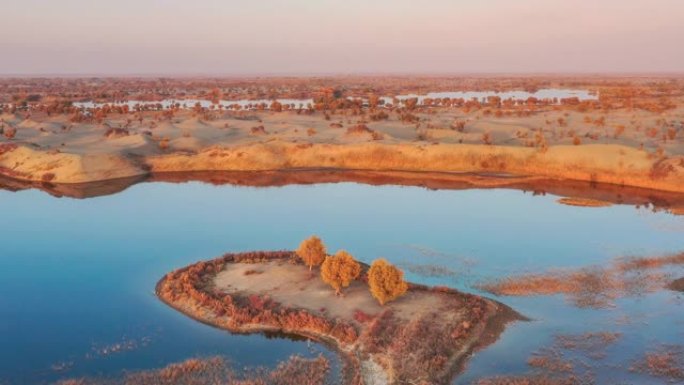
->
[[0, 181, 682, 384], [73, 88, 597, 110]]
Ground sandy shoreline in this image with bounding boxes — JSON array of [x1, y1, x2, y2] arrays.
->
[[2, 141, 683, 193], [156, 251, 523, 385], [4, 168, 684, 215]]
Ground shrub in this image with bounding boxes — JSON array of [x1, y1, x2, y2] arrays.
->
[[250, 125, 267, 135], [321, 250, 361, 295], [368, 259, 408, 305], [3, 126, 16, 139], [296, 236, 327, 272]]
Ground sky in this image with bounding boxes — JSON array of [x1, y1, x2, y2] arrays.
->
[[1, 0, 683, 75]]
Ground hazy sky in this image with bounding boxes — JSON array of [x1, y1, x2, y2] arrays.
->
[[2, 0, 683, 75]]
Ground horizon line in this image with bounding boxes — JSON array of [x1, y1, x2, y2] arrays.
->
[[1, 71, 684, 79]]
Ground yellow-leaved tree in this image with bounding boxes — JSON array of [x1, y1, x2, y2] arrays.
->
[[367, 258, 408, 305], [321, 250, 361, 295], [297, 235, 327, 272]]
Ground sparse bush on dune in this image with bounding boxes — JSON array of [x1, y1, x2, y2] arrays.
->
[[250, 125, 268, 135], [104, 127, 129, 139], [346, 124, 372, 135], [3, 126, 16, 139]]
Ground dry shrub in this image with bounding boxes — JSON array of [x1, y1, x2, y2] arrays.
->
[[482, 132, 493, 145], [3, 126, 16, 139], [369, 111, 389, 121], [667, 127, 677, 141], [158, 138, 170, 150], [669, 277, 684, 292], [0, 143, 18, 155], [352, 309, 374, 323], [367, 259, 408, 305], [346, 124, 372, 135], [451, 120, 466, 132], [41, 173, 56, 182], [104, 127, 129, 139], [346, 124, 383, 140], [251, 125, 268, 135], [320, 250, 361, 295]]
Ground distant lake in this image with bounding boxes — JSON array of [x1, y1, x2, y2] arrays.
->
[[73, 89, 597, 110], [0, 181, 681, 384]]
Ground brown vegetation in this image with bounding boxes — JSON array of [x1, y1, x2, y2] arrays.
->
[[57, 354, 330, 385], [3, 76, 684, 193], [478, 252, 684, 308], [297, 236, 327, 272], [474, 331, 622, 385], [669, 277, 684, 292], [156, 250, 520, 385], [630, 345, 684, 382], [367, 259, 408, 305], [556, 197, 612, 207], [320, 250, 361, 295]]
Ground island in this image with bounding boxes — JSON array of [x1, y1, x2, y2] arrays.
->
[[156, 242, 522, 385]]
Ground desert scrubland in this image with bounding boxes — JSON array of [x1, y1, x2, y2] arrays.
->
[[1, 76, 683, 196]]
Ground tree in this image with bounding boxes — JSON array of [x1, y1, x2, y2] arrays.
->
[[321, 250, 361, 295], [297, 236, 327, 272], [368, 259, 408, 305]]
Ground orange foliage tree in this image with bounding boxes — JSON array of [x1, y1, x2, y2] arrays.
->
[[320, 250, 361, 295], [368, 259, 408, 305], [297, 235, 327, 272]]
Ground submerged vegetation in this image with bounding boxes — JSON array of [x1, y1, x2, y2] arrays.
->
[[57, 354, 330, 385], [478, 252, 684, 308]]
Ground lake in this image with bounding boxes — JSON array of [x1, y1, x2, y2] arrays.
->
[[72, 89, 597, 110], [0, 180, 682, 384]]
